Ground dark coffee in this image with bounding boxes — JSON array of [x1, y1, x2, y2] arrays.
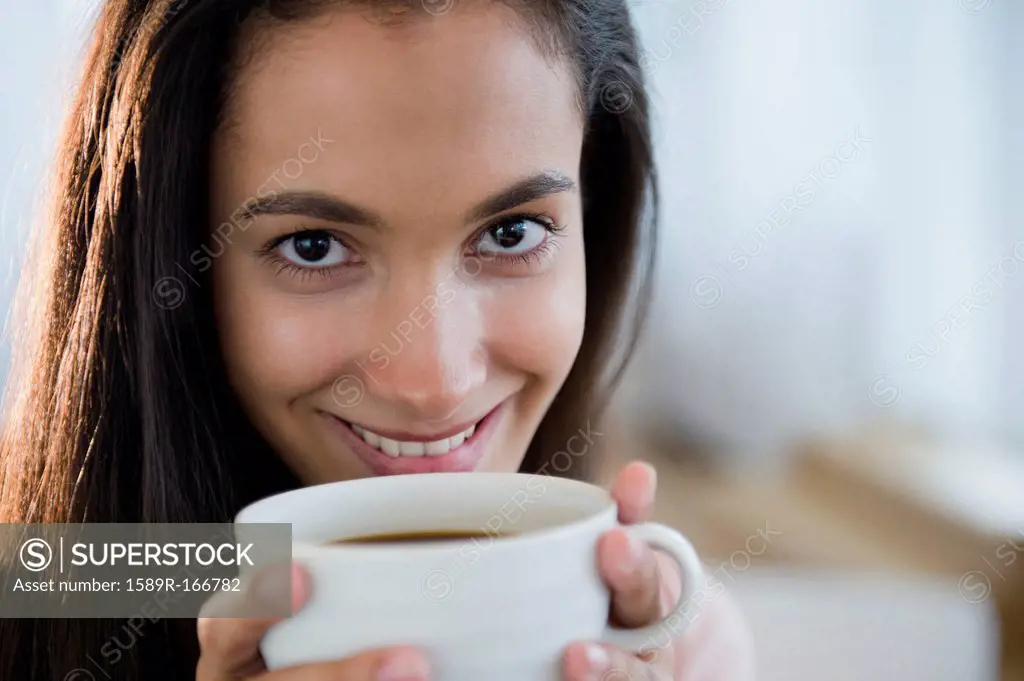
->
[[329, 530, 505, 545]]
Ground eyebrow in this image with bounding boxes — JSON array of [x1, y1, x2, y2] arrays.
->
[[236, 171, 577, 228], [237, 190, 382, 227], [465, 171, 577, 223]]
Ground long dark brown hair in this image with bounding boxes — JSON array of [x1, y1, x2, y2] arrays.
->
[[0, 0, 657, 677]]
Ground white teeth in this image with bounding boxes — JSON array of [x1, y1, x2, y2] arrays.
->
[[351, 424, 381, 447], [399, 441, 425, 457], [379, 437, 401, 457], [351, 422, 479, 457], [424, 439, 450, 455]]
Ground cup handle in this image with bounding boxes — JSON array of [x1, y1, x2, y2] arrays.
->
[[600, 522, 704, 652]]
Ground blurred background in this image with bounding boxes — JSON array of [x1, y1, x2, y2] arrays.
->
[[1, 1, 1022, 679]]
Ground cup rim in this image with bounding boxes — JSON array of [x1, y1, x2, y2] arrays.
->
[[234, 472, 616, 553]]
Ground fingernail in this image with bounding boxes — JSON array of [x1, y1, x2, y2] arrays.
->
[[290, 563, 311, 612], [377, 649, 430, 681], [611, 532, 646, 579], [582, 643, 610, 681], [627, 532, 646, 567], [640, 462, 657, 506]]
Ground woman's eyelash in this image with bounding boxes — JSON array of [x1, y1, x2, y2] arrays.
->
[[473, 212, 566, 249], [486, 212, 565, 234], [491, 239, 560, 266], [471, 212, 566, 260], [269, 259, 339, 281], [256, 229, 339, 257], [255, 229, 355, 281]]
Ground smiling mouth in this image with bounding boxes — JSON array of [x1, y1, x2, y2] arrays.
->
[[322, 403, 504, 475], [346, 420, 480, 458]]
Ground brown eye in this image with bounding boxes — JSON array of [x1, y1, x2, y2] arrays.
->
[[476, 217, 547, 256], [278, 231, 349, 267]]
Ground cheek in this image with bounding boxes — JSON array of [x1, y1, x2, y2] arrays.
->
[[483, 243, 586, 385], [213, 266, 357, 408]]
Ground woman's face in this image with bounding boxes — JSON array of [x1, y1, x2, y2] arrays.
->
[[209, 4, 586, 484]]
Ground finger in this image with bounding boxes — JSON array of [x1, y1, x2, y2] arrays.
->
[[598, 529, 662, 627], [563, 642, 669, 681], [610, 461, 657, 524], [254, 646, 430, 681], [196, 563, 310, 680]]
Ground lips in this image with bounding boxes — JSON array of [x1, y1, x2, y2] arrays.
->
[[322, 402, 504, 475], [350, 421, 477, 457]]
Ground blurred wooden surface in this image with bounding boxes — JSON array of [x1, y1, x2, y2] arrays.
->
[[599, 420, 1024, 681], [599, 423, 954, 572]]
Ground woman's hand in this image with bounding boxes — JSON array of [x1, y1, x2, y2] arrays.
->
[[562, 461, 756, 681], [196, 563, 430, 681]]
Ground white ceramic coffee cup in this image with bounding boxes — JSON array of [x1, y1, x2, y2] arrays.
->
[[234, 472, 704, 681]]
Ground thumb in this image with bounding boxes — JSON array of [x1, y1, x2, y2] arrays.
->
[[196, 562, 309, 679]]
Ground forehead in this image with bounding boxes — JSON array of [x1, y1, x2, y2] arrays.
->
[[212, 4, 584, 218]]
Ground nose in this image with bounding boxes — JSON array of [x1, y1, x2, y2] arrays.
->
[[359, 278, 486, 421]]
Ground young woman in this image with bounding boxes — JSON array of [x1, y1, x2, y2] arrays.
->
[[0, 0, 754, 679]]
